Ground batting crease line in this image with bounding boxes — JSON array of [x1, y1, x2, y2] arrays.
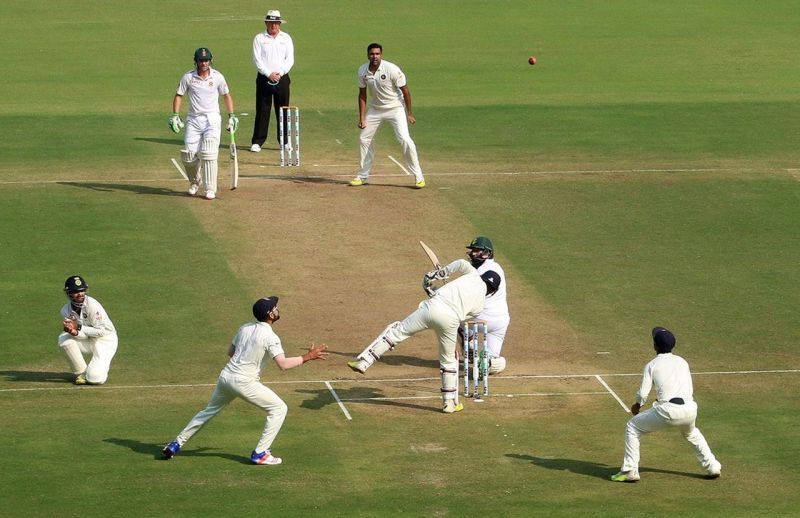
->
[[341, 391, 607, 402], [594, 375, 630, 413], [9, 167, 797, 186], [1, 368, 796, 394], [325, 381, 352, 421]]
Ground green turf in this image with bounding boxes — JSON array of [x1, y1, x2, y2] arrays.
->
[[2, 0, 799, 515]]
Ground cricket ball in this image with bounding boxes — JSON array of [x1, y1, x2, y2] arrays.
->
[[528, 56, 537, 65]]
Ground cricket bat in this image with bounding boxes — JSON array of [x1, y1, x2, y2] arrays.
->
[[170, 158, 189, 181], [229, 130, 239, 190], [419, 240, 442, 269]]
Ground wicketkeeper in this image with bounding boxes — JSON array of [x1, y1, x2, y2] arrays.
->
[[169, 47, 238, 200]]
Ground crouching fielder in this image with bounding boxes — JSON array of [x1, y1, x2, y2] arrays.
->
[[169, 47, 238, 200], [348, 260, 501, 414], [162, 296, 327, 465], [59, 275, 118, 385], [611, 327, 722, 483]]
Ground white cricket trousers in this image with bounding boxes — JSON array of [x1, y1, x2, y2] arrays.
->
[[58, 333, 118, 384], [621, 401, 720, 472], [185, 113, 222, 153], [386, 299, 462, 365], [357, 106, 423, 182], [176, 373, 288, 454]]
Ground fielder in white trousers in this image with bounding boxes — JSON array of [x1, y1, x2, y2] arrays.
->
[[613, 327, 721, 482], [357, 106, 423, 182]]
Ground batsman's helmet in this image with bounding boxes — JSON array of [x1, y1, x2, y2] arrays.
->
[[64, 275, 89, 293], [480, 271, 501, 295], [467, 236, 493, 253], [194, 47, 213, 62]]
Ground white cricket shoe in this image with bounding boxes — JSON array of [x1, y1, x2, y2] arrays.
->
[[188, 184, 199, 196], [205, 191, 216, 200], [707, 462, 722, 479], [442, 401, 464, 414], [347, 359, 368, 374], [250, 144, 261, 153]]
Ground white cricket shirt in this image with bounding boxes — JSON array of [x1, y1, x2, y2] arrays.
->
[[252, 30, 294, 77], [176, 68, 229, 118], [475, 259, 508, 318], [222, 321, 284, 380], [60, 295, 116, 338], [357, 59, 407, 109], [435, 260, 486, 321], [636, 352, 695, 405]]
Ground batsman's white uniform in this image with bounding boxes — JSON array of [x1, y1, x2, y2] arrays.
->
[[176, 68, 230, 194], [173, 321, 288, 454], [355, 60, 423, 183], [443, 258, 510, 374], [356, 260, 487, 406], [620, 353, 721, 475], [58, 296, 118, 384]]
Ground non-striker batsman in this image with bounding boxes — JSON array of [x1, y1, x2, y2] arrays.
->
[[169, 47, 238, 200]]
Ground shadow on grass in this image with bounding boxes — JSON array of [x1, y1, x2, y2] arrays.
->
[[58, 182, 184, 197], [296, 386, 440, 413], [0, 370, 73, 383], [103, 437, 250, 464], [325, 349, 438, 370], [506, 453, 709, 481]]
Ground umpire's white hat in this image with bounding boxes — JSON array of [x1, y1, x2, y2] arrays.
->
[[265, 10, 286, 22]]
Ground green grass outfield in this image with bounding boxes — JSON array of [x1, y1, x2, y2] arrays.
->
[[2, 1, 799, 516]]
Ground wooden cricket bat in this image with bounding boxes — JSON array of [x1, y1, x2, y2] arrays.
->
[[419, 240, 442, 269], [170, 158, 189, 181], [229, 131, 239, 190]]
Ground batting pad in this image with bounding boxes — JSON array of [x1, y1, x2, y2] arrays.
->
[[199, 139, 219, 193], [181, 149, 200, 184]]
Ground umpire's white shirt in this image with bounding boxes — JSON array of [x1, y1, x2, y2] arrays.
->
[[252, 30, 294, 77], [176, 68, 230, 118], [358, 59, 406, 110], [636, 353, 694, 405], [222, 321, 284, 380]]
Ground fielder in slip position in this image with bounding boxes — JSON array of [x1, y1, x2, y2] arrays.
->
[[348, 260, 501, 414], [162, 296, 328, 465], [58, 275, 118, 385], [349, 43, 425, 189], [611, 327, 722, 482], [169, 47, 238, 200]]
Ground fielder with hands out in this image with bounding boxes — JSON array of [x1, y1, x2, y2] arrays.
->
[[58, 275, 118, 385], [350, 43, 425, 189], [611, 327, 722, 482], [162, 296, 328, 465], [169, 47, 238, 200], [348, 260, 501, 414]]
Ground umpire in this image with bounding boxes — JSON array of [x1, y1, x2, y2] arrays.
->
[[250, 9, 294, 153]]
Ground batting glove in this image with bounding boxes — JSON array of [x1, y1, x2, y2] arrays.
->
[[227, 113, 239, 133], [168, 113, 184, 133], [426, 268, 448, 282]]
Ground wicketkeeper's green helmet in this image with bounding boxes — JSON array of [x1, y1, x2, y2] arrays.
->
[[194, 47, 213, 62]]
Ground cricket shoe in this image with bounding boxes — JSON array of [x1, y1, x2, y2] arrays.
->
[[706, 462, 722, 479], [251, 450, 282, 465], [414, 179, 426, 189], [442, 401, 464, 414], [349, 177, 367, 187], [610, 470, 640, 482], [188, 184, 199, 196], [74, 373, 87, 385], [162, 441, 181, 459], [250, 144, 261, 153], [347, 359, 368, 374], [204, 191, 216, 200]]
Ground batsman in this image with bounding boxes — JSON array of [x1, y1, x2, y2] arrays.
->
[[348, 260, 501, 414], [169, 47, 238, 200]]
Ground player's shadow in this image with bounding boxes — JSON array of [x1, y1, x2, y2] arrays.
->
[[298, 385, 440, 413], [247, 173, 349, 186], [506, 454, 709, 481], [325, 350, 438, 370], [134, 137, 184, 146], [0, 370, 73, 383], [505, 454, 616, 480], [103, 438, 250, 464], [58, 181, 184, 197]]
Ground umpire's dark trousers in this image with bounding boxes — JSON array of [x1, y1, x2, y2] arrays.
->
[[251, 73, 291, 147]]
